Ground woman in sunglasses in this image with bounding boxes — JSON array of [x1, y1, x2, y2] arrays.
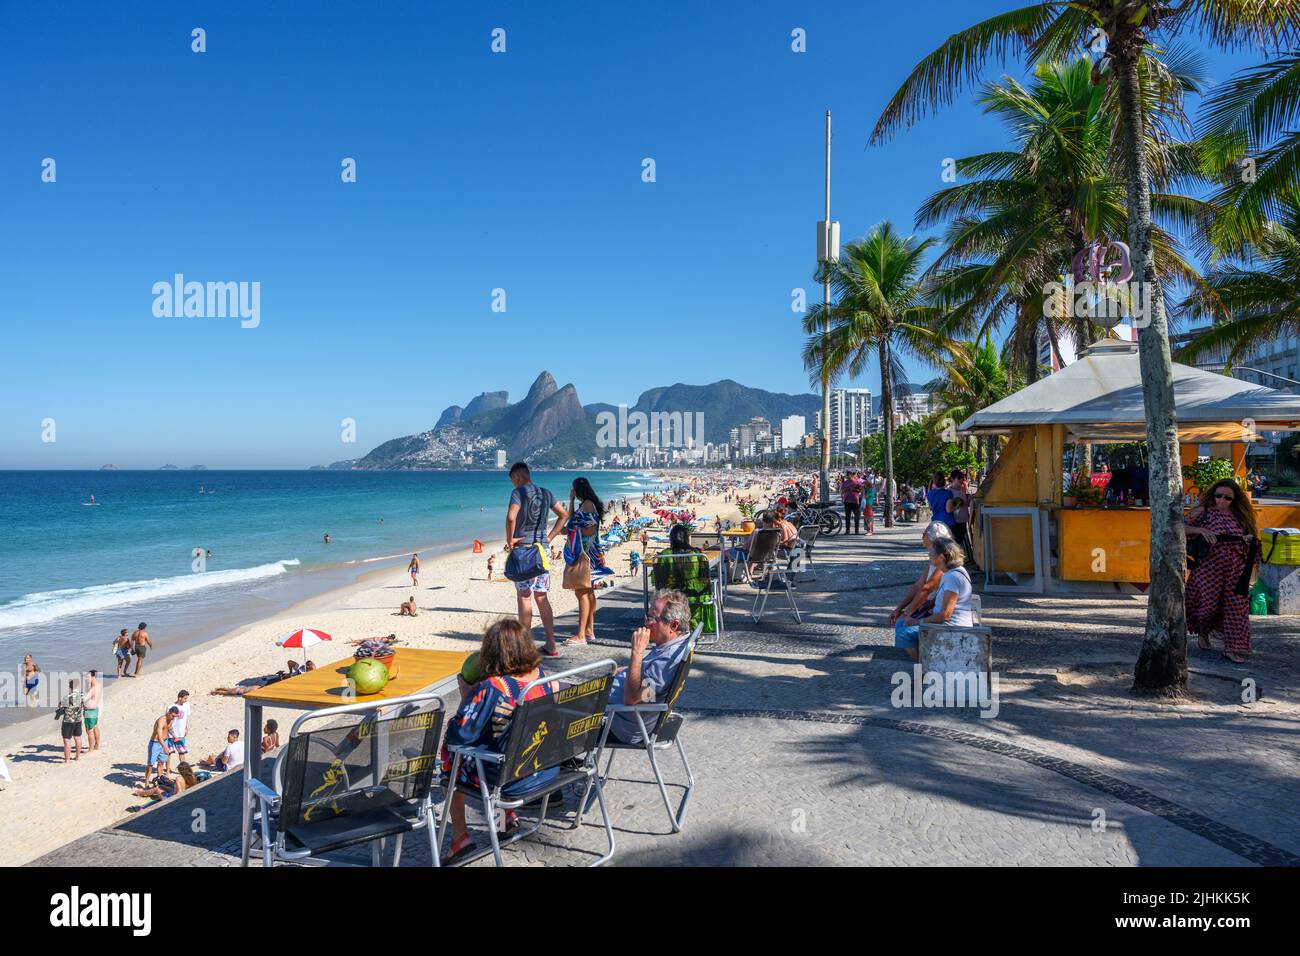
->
[[1184, 478, 1259, 664]]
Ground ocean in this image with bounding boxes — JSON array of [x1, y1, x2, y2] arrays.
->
[[0, 469, 665, 721]]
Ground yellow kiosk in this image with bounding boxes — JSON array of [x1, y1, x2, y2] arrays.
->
[[958, 339, 1300, 593]]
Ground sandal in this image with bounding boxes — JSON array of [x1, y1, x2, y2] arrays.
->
[[538, 644, 561, 657], [559, 637, 588, 647], [1222, 652, 1247, 665], [440, 833, 476, 865], [1197, 634, 1212, 651], [497, 810, 521, 838]]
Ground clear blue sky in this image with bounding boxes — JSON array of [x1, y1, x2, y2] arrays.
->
[[0, 1, 1259, 468]]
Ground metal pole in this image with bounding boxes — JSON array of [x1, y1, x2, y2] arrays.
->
[[820, 110, 832, 504]]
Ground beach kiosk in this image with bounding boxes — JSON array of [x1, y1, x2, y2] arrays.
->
[[959, 339, 1300, 594]]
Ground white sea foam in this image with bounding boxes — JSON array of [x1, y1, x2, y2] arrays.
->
[[0, 559, 301, 630]]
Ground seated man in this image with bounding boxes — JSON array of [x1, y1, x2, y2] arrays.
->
[[199, 729, 245, 771], [604, 589, 693, 745], [399, 596, 418, 616]]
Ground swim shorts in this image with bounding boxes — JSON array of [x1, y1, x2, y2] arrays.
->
[[147, 741, 169, 766], [61, 721, 83, 740], [514, 572, 551, 594], [84, 709, 99, 730]]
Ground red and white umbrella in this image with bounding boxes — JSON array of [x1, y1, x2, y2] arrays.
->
[[276, 627, 332, 650]]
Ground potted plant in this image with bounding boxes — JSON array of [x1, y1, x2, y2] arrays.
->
[[737, 501, 756, 532], [1063, 473, 1087, 508]]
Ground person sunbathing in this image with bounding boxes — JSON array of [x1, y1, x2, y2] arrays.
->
[[210, 672, 287, 696], [399, 596, 418, 616]]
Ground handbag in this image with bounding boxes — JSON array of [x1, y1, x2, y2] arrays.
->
[[504, 485, 551, 582], [1186, 515, 1210, 563], [562, 551, 593, 590]]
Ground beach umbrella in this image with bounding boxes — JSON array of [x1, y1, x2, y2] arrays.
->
[[276, 627, 332, 657]]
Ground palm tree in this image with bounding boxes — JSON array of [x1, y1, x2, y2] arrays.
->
[[1199, 51, 1300, 254], [802, 223, 948, 528], [923, 335, 1011, 469], [1179, 187, 1300, 363], [920, 56, 1212, 384], [871, 1, 1299, 698]]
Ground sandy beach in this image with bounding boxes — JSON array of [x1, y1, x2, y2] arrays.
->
[[0, 476, 759, 866]]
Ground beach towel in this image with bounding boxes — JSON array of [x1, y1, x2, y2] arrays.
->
[[563, 511, 613, 581]]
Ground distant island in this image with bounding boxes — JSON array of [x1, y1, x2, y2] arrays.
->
[[188, 465, 207, 470], [99, 464, 118, 471], [310, 460, 359, 471], [160, 464, 180, 470]]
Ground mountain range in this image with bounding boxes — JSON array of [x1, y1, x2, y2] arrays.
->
[[330, 372, 820, 470]]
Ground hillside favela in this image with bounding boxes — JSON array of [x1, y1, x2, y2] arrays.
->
[[4, 1, 1299, 933]]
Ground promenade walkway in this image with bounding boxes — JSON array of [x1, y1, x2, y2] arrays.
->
[[32, 525, 1300, 867]]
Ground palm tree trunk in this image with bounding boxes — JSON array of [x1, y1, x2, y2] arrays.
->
[[1113, 47, 1188, 697], [880, 336, 896, 528]]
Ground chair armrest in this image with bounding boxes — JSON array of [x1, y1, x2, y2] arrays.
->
[[244, 778, 279, 805], [445, 744, 505, 763], [606, 703, 668, 714]]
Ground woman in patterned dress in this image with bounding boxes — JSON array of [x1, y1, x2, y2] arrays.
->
[[1184, 479, 1258, 664]]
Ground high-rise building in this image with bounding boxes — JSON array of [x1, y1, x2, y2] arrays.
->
[[779, 415, 806, 449], [818, 389, 871, 442], [730, 416, 773, 460], [495, 449, 507, 468]]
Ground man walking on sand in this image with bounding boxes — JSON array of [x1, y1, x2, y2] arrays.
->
[[505, 462, 567, 657], [113, 628, 131, 677], [131, 622, 152, 676], [83, 670, 102, 751], [145, 707, 177, 786], [58, 679, 85, 764]]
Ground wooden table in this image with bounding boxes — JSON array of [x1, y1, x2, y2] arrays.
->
[[241, 648, 468, 862]]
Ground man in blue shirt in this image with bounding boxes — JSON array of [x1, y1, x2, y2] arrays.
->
[[505, 462, 568, 655], [606, 589, 693, 744]]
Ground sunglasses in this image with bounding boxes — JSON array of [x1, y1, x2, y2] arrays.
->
[[1214, 492, 1235, 501], [645, 613, 679, 627]]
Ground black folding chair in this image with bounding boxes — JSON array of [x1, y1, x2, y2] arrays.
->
[[438, 659, 618, 867], [243, 692, 445, 867], [580, 624, 700, 833]]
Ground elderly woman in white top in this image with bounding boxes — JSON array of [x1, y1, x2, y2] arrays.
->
[[893, 536, 974, 662], [888, 521, 954, 630]]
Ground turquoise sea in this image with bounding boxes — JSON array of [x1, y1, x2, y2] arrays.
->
[[0, 469, 664, 716]]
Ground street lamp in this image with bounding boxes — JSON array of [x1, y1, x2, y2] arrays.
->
[[817, 109, 840, 505]]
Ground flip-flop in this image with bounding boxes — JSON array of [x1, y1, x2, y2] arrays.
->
[[538, 645, 561, 657], [1222, 653, 1247, 665], [558, 638, 588, 647], [440, 835, 477, 866]]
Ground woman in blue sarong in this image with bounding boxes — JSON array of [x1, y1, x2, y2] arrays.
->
[[560, 477, 612, 645]]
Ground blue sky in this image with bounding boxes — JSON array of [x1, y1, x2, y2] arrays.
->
[[0, 1, 1261, 468]]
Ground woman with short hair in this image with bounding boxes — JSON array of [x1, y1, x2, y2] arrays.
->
[[893, 533, 974, 662]]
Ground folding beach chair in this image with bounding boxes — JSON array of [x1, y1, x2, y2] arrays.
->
[[438, 659, 618, 867], [796, 524, 820, 581], [579, 624, 700, 833], [750, 529, 810, 624], [243, 692, 445, 867], [651, 550, 721, 646]]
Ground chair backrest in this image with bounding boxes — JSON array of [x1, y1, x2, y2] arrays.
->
[[652, 624, 701, 739], [651, 551, 712, 597], [497, 660, 616, 788], [747, 528, 782, 567], [797, 524, 818, 551], [278, 694, 445, 835]]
